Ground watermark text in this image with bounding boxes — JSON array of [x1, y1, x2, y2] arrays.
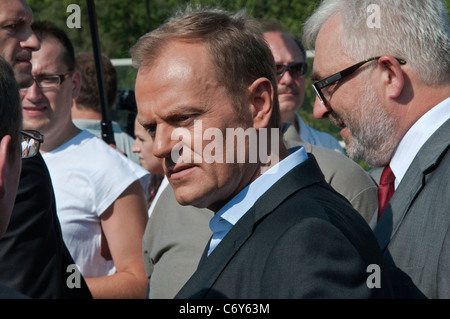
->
[[367, 4, 381, 29], [66, 4, 81, 29]]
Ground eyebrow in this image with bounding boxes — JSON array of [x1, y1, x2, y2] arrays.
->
[[136, 103, 206, 128], [3, 10, 33, 26], [137, 118, 154, 130]]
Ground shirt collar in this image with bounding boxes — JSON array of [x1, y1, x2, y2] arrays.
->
[[210, 146, 307, 230], [390, 97, 450, 188]]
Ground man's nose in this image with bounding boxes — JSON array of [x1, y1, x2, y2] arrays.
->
[[21, 28, 40, 52], [313, 96, 331, 119], [278, 68, 294, 85], [21, 81, 40, 100], [152, 124, 178, 160]]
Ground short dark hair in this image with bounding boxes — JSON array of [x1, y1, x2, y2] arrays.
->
[[0, 56, 22, 161], [75, 52, 117, 111], [31, 21, 75, 71]]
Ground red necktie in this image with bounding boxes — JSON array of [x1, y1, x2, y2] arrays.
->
[[377, 166, 395, 221]]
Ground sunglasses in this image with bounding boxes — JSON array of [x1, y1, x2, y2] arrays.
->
[[21, 130, 44, 159], [276, 62, 308, 79]]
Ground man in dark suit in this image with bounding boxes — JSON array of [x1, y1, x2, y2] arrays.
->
[[143, 122, 379, 299], [304, 0, 450, 298], [0, 55, 28, 299], [131, 7, 393, 298], [0, 0, 91, 298]]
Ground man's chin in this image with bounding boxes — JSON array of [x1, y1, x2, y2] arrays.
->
[[173, 187, 215, 211]]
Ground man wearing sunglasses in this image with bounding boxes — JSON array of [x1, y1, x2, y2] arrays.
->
[[263, 30, 343, 154], [304, 0, 450, 298]]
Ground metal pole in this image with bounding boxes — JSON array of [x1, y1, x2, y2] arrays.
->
[[86, 0, 115, 145]]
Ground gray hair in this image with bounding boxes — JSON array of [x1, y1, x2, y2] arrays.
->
[[303, 0, 450, 86]]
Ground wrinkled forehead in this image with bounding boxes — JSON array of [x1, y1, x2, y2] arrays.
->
[[134, 41, 222, 121], [0, 0, 33, 25]]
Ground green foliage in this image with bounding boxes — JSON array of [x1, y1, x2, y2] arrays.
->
[[27, 0, 450, 170], [27, 0, 321, 58], [27, 0, 323, 100]]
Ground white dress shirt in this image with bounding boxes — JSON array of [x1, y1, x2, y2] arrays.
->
[[390, 97, 450, 189]]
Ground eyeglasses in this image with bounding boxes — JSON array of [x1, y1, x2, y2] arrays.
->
[[276, 62, 308, 79], [31, 72, 72, 89], [21, 130, 44, 159], [312, 56, 406, 104]]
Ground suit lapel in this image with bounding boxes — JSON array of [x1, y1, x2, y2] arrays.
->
[[175, 154, 324, 298], [175, 207, 256, 298], [374, 119, 450, 251]]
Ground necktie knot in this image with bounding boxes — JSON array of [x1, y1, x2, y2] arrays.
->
[[380, 165, 395, 185], [377, 165, 395, 221]]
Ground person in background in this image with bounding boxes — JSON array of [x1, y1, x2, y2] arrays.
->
[[132, 117, 164, 211], [0, 0, 92, 298], [262, 26, 343, 154], [72, 51, 139, 164], [21, 21, 149, 299], [132, 7, 392, 298], [303, 0, 450, 298]]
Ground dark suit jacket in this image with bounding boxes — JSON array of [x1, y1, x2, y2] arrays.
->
[[176, 154, 393, 299], [374, 119, 450, 298], [0, 283, 29, 299], [0, 153, 92, 299]]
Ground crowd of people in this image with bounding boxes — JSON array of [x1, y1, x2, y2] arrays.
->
[[0, 0, 448, 299]]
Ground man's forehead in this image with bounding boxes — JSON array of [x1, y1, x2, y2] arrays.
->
[[265, 32, 304, 63], [135, 44, 219, 105], [140, 41, 210, 78], [311, 14, 349, 80], [31, 39, 63, 66], [136, 114, 149, 127], [0, 0, 33, 24]]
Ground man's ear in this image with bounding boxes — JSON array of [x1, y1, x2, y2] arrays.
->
[[377, 55, 405, 99], [248, 78, 273, 130], [0, 135, 12, 200], [71, 70, 82, 100]]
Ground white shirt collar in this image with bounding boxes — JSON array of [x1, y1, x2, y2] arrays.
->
[[214, 146, 307, 225], [390, 97, 450, 188], [208, 146, 307, 255]]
